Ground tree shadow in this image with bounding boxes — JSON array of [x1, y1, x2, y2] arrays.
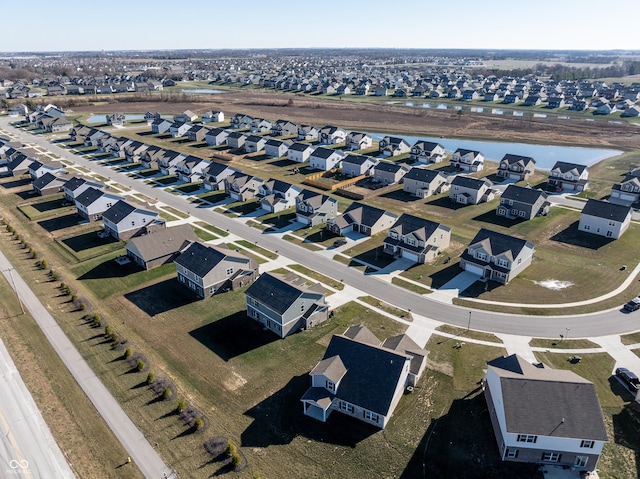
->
[[401, 392, 542, 479], [125, 278, 199, 316], [472, 210, 522, 228], [426, 196, 469, 210], [241, 374, 378, 449], [550, 221, 615, 250], [189, 311, 278, 361], [38, 213, 81, 232]]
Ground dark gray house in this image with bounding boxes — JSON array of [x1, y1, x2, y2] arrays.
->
[[496, 185, 550, 220]]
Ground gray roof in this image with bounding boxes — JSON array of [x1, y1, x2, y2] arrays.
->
[[289, 142, 313, 152], [488, 355, 607, 441], [310, 355, 347, 383], [101, 200, 136, 224], [450, 175, 492, 189], [342, 154, 376, 166], [501, 153, 536, 166], [501, 185, 547, 204], [245, 272, 324, 315], [75, 186, 104, 207], [582, 199, 631, 222], [551, 161, 588, 175], [343, 202, 397, 228], [374, 161, 407, 173], [388, 213, 449, 240], [174, 242, 250, 278], [465, 228, 532, 259], [126, 224, 197, 262], [404, 167, 445, 183], [311, 146, 340, 159], [343, 324, 380, 345]]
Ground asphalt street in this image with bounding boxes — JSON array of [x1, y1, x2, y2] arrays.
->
[[0, 332, 75, 479], [3, 118, 640, 338], [0, 251, 169, 479]]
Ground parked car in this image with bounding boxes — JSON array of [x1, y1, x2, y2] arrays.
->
[[333, 238, 347, 247], [616, 367, 640, 392], [623, 295, 640, 312]]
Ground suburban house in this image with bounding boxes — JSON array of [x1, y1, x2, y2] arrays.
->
[[345, 132, 373, 151], [151, 118, 173, 134], [28, 159, 63, 179], [378, 136, 410, 157], [249, 118, 272, 133], [403, 168, 449, 198], [264, 138, 292, 158], [309, 147, 344, 171], [224, 172, 264, 201], [125, 224, 198, 270], [7, 153, 37, 176], [176, 156, 210, 183], [578, 199, 632, 239], [245, 271, 329, 338], [230, 113, 253, 129], [497, 154, 536, 181], [202, 111, 224, 123], [459, 228, 535, 284], [297, 125, 319, 141], [610, 174, 640, 205], [124, 141, 150, 163], [170, 121, 192, 138], [226, 131, 247, 149], [301, 324, 427, 429], [410, 141, 447, 164], [547, 161, 589, 192], [319, 125, 346, 145], [102, 200, 165, 241], [295, 189, 339, 226], [187, 124, 209, 142], [257, 178, 302, 213], [106, 113, 126, 127], [205, 128, 229, 146], [483, 354, 607, 472], [496, 185, 550, 220], [202, 162, 240, 191], [372, 161, 409, 184], [327, 202, 398, 237], [74, 187, 122, 222], [287, 142, 314, 163], [62, 176, 104, 202], [450, 149, 485, 172], [449, 176, 496, 205], [144, 112, 162, 125], [340, 154, 378, 177], [158, 150, 187, 175], [383, 213, 451, 263], [174, 242, 258, 298], [33, 172, 66, 196], [174, 110, 198, 123], [271, 119, 298, 137], [140, 145, 165, 170], [244, 135, 267, 154], [45, 116, 73, 132]]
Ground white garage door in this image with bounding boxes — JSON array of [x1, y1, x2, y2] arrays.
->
[[465, 263, 484, 276], [402, 251, 420, 262], [510, 173, 521, 180], [620, 193, 636, 202]]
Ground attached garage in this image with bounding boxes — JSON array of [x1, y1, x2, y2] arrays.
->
[[465, 263, 484, 277], [619, 193, 636, 202], [402, 251, 420, 262]]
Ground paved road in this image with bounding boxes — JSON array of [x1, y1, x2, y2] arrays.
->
[[0, 333, 75, 479], [4, 118, 640, 339], [0, 251, 169, 479]]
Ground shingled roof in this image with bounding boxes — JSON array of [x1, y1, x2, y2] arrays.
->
[[582, 199, 631, 222]]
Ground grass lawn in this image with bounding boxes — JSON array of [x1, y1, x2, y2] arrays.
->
[[153, 175, 178, 185], [233, 240, 278, 260], [172, 182, 203, 194], [434, 324, 503, 344], [17, 194, 75, 221], [288, 264, 345, 291], [160, 206, 190, 219], [192, 227, 217, 242], [194, 221, 229, 237], [620, 331, 640, 346], [358, 295, 411, 319], [57, 230, 126, 263], [158, 210, 180, 222], [529, 337, 600, 349], [392, 276, 432, 294], [195, 190, 227, 203], [344, 232, 396, 269]]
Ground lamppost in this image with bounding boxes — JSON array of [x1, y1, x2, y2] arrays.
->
[[467, 311, 471, 332], [565, 327, 570, 342]]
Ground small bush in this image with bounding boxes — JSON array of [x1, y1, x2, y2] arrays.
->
[[146, 372, 156, 384], [176, 399, 187, 413], [49, 270, 60, 280], [70, 294, 78, 303], [78, 301, 86, 311], [194, 417, 204, 431], [162, 386, 173, 400], [104, 325, 113, 337], [123, 348, 132, 359], [225, 441, 237, 457], [39, 258, 48, 269], [231, 452, 242, 467], [136, 359, 145, 372]]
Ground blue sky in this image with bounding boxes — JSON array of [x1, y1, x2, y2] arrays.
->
[[3, 0, 639, 52]]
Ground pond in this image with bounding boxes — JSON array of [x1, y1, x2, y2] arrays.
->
[[87, 114, 147, 123], [181, 89, 225, 94], [368, 133, 621, 170]]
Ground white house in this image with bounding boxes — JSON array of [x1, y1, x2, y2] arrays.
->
[[309, 147, 344, 171], [578, 199, 632, 239]]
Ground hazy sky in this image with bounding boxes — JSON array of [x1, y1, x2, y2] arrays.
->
[[3, 0, 639, 52]]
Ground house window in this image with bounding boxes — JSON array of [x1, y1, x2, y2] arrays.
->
[[541, 452, 561, 462], [596, 227, 601, 233], [575, 456, 588, 468], [517, 434, 537, 443], [209, 287, 215, 294], [226, 267, 234, 275], [364, 410, 379, 423], [606, 230, 613, 238], [340, 401, 354, 413], [407, 237, 416, 246], [580, 440, 595, 449], [505, 449, 519, 459], [477, 252, 487, 261], [519, 210, 526, 217], [326, 380, 334, 391], [583, 224, 591, 231], [497, 259, 509, 268], [390, 232, 398, 239]]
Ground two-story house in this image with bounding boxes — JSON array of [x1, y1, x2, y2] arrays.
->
[[33, 172, 66, 196], [340, 154, 378, 177], [496, 185, 550, 220], [62, 176, 104, 203], [410, 141, 447, 164], [383, 213, 451, 263], [378, 136, 410, 157], [174, 242, 258, 298], [372, 162, 409, 184], [610, 174, 640, 205], [484, 354, 607, 472], [226, 131, 247, 150], [244, 135, 267, 154], [257, 178, 302, 213], [449, 176, 495, 205], [102, 200, 165, 241], [547, 161, 589, 192], [318, 125, 346, 145], [176, 155, 210, 183], [403, 168, 449, 198], [450, 149, 485, 172], [271, 119, 298, 137], [459, 228, 535, 284], [202, 162, 240, 191], [205, 128, 229, 147], [264, 138, 293, 158], [578, 199, 632, 239], [224, 172, 264, 201], [245, 272, 329, 338], [295, 189, 339, 226], [497, 154, 536, 181], [158, 150, 187, 176], [287, 142, 314, 163], [297, 125, 319, 141], [309, 147, 344, 171], [74, 187, 122, 222], [344, 131, 373, 151]]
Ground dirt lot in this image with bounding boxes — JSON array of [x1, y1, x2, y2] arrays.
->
[[68, 89, 640, 149]]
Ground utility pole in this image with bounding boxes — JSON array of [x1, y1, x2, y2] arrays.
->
[[467, 311, 471, 332], [4, 268, 24, 315]]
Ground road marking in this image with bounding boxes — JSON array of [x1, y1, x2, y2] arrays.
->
[[0, 406, 32, 479]]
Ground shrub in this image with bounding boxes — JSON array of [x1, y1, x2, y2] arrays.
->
[[123, 348, 132, 359], [162, 386, 173, 400], [176, 399, 187, 413], [104, 325, 113, 337], [39, 258, 48, 269], [146, 372, 155, 384], [6, 225, 14, 233], [194, 417, 204, 431], [225, 441, 237, 457], [136, 359, 145, 371], [49, 270, 60, 280], [70, 294, 78, 303], [78, 301, 86, 311], [231, 452, 242, 467]]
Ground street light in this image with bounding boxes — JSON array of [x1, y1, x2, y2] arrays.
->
[[467, 311, 471, 332], [565, 327, 570, 342]]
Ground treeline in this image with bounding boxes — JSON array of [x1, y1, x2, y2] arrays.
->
[[471, 61, 640, 81]]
